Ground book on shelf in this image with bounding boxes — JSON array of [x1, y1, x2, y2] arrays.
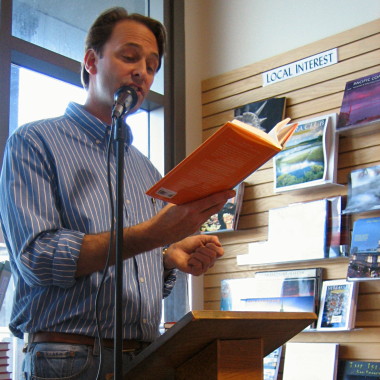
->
[[327, 196, 350, 258], [347, 217, 380, 281], [263, 346, 282, 380], [283, 342, 339, 380], [236, 198, 330, 265], [343, 165, 380, 214], [337, 71, 380, 136], [338, 360, 380, 379], [220, 275, 318, 330], [255, 267, 323, 328], [274, 113, 338, 193], [317, 279, 358, 331], [0, 261, 11, 311], [267, 199, 330, 263], [200, 182, 245, 233], [146, 117, 297, 204], [234, 97, 286, 134]]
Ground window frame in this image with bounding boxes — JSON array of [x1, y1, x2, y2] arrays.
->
[[0, 0, 182, 168]]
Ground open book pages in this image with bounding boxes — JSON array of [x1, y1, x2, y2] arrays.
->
[[232, 117, 293, 148]]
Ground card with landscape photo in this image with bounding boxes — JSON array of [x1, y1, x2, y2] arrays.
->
[[274, 113, 338, 192]]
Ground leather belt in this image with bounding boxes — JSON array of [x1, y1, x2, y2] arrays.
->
[[29, 332, 150, 352]]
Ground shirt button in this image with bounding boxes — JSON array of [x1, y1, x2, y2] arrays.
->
[[139, 277, 145, 283], [126, 199, 131, 205], [95, 139, 101, 144], [142, 318, 147, 324]]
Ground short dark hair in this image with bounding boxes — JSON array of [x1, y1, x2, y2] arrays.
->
[[81, 7, 166, 89]]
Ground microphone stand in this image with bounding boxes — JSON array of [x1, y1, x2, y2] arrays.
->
[[109, 86, 137, 380], [112, 114, 126, 380]]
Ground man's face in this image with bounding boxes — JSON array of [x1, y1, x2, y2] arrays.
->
[[87, 19, 160, 115]]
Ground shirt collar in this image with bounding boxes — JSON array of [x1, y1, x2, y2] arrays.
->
[[65, 102, 133, 147]]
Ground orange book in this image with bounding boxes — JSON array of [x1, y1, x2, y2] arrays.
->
[[146, 118, 297, 204]]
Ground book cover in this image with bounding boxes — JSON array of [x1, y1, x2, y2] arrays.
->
[[236, 199, 330, 266], [255, 268, 323, 327], [146, 117, 297, 204], [317, 279, 358, 331], [267, 199, 329, 263], [283, 342, 339, 380], [327, 196, 350, 257], [220, 276, 317, 326], [343, 165, 380, 214], [264, 346, 282, 380], [200, 182, 245, 233], [338, 360, 380, 379], [327, 196, 350, 258], [337, 71, 380, 131], [234, 97, 286, 134], [274, 113, 338, 193], [347, 217, 380, 281]]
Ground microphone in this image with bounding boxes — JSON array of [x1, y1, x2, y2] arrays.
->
[[112, 86, 138, 118]]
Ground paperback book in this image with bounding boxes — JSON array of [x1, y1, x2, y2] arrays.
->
[[234, 97, 286, 133], [236, 199, 330, 265], [255, 267, 323, 329], [266, 199, 330, 263], [200, 182, 245, 233], [317, 279, 358, 331], [283, 342, 339, 380], [220, 275, 318, 328], [274, 113, 338, 193], [343, 165, 380, 214], [347, 217, 380, 281], [146, 118, 297, 204], [264, 346, 282, 380], [338, 360, 380, 379], [327, 196, 350, 257], [337, 71, 380, 135]]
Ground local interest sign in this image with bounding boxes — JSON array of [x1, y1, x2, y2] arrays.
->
[[263, 48, 338, 86]]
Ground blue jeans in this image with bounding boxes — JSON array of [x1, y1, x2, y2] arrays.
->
[[22, 342, 139, 380]]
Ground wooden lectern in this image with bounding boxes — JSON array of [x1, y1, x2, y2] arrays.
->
[[123, 310, 316, 379]]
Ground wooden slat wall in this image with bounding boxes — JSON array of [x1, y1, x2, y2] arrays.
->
[[201, 19, 380, 365]]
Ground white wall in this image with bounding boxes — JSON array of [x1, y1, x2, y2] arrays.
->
[[184, 0, 380, 310]]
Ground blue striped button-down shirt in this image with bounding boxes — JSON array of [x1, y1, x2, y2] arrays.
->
[[0, 102, 175, 341]]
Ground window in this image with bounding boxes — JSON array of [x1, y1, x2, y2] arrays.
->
[[10, 65, 165, 173]]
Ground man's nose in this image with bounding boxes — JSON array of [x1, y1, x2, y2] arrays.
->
[[131, 62, 146, 84]]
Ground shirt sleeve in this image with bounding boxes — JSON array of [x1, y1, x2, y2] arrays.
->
[[0, 131, 83, 289]]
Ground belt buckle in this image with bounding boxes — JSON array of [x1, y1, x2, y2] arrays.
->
[[122, 347, 137, 353]]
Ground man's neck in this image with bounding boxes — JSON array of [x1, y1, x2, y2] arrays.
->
[[83, 98, 113, 126]]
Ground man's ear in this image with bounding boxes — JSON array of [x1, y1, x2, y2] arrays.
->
[[84, 49, 98, 76]]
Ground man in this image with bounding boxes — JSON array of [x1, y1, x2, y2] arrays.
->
[[0, 7, 233, 379]]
